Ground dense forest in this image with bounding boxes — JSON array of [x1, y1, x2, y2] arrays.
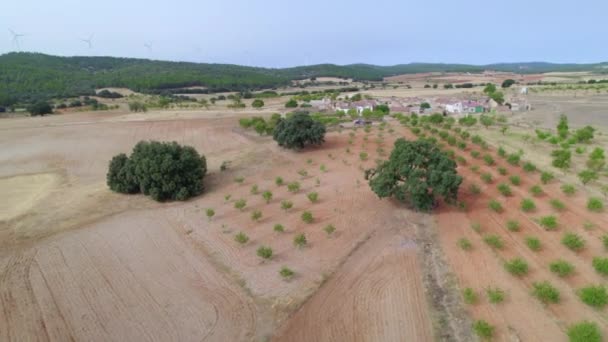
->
[[1, 52, 607, 106]]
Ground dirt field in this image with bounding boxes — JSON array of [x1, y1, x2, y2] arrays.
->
[[402, 126, 608, 341], [0, 109, 460, 341]]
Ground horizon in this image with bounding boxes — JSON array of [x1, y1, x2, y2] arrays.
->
[[3, 51, 607, 69], [2, 0, 607, 68]]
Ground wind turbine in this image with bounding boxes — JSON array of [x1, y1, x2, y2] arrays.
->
[[80, 33, 94, 48], [9, 29, 25, 50]]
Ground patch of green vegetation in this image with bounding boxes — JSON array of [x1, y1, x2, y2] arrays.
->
[[484, 235, 504, 249], [562, 232, 585, 252], [488, 200, 503, 212], [549, 198, 566, 211], [481, 172, 493, 184], [525, 236, 542, 251], [520, 198, 536, 212], [578, 285, 608, 308], [279, 266, 295, 279], [504, 257, 529, 276], [550, 259, 575, 277], [587, 197, 604, 212], [463, 287, 478, 304], [506, 219, 520, 232], [539, 215, 558, 230], [532, 281, 560, 304], [486, 287, 506, 304], [592, 257, 608, 276], [529, 185, 543, 196], [458, 238, 473, 251], [509, 175, 521, 185], [498, 167, 507, 175], [472, 320, 494, 340], [561, 183, 576, 195], [301, 211, 313, 223], [497, 183, 512, 196], [567, 321, 602, 342]]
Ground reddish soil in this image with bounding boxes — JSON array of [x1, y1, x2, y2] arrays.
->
[[403, 127, 608, 341]]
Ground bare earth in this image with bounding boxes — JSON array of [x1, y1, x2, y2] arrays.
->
[[0, 109, 447, 341]]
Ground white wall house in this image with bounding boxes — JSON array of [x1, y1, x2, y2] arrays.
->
[[445, 102, 463, 114]]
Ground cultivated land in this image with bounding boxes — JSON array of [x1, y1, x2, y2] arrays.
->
[[2, 71, 608, 341]]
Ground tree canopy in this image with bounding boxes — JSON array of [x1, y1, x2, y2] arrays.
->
[[365, 138, 462, 211], [273, 112, 326, 149], [107, 141, 207, 201], [501, 79, 516, 88]]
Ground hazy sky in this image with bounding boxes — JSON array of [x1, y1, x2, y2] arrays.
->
[[1, 0, 607, 67]]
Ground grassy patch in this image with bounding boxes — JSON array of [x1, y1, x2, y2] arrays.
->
[[279, 266, 295, 279], [488, 200, 503, 213], [458, 238, 473, 251], [472, 320, 494, 340], [525, 236, 542, 251], [504, 257, 529, 276], [484, 235, 504, 249], [529, 185, 544, 196], [469, 183, 481, 195], [587, 197, 604, 212], [578, 285, 608, 308], [481, 172, 493, 184], [497, 183, 512, 196], [562, 232, 585, 252], [561, 183, 576, 195], [509, 175, 521, 186], [498, 166, 507, 175], [550, 199, 566, 211], [462, 287, 478, 304], [550, 259, 575, 277], [520, 198, 536, 212], [592, 257, 608, 276], [539, 215, 558, 230], [532, 281, 560, 304], [567, 321, 602, 342], [506, 219, 520, 232], [486, 287, 506, 304]]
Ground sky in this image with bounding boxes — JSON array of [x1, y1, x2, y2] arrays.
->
[[1, 0, 607, 67]]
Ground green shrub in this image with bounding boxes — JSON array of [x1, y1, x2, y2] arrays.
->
[[293, 233, 307, 248], [281, 200, 293, 211], [509, 175, 521, 186], [550, 199, 566, 211], [587, 197, 604, 212], [107, 141, 207, 201], [578, 285, 608, 308], [462, 287, 478, 304], [484, 235, 504, 249], [567, 321, 602, 342], [561, 184, 576, 195], [483, 154, 495, 166], [497, 146, 507, 157], [520, 198, 536, 212], [301, 211, 313, 223], [324, 224, 336, 235], [250, 184, 259, 194], [523, 162, 537, 172], [234, 199, 247, 211], [234, 176, 245, 184], [456, 156, 467, 165], [307, 192, 319, 203], [472, 320, 494, 340], [526, 236, 542, 251], [234, 232, 249, 244], [486, 287, 505, 303], [529, 185, 543, 196], [471, 165, 480, 173], [458, 238, 472, 251], [592, 257, 608, 275], [488, 200, 503, 212], [471, 222, 482, 233], [532, 281, 560, 304], [504, 257, 529, 276], [273, 224, 285, 233], [359, 152, 368, 161], [540, 171, 555, 184], [497, 183, 512, 196], [205, 208, 215, 221], [481, 172, 493, 184], [539, 216, 558, 230], [498, 167, 507, 175], [471, 150, 480, 159], [279, 266, 295, 279], [257, 246, 273, 259], [287, 181, 301, 193], [507, 153, 520, 166], [550, 260, 575, 277], [506, 220, 520, 232], [251, 210, 263, 221], [562, 232, 585, 251], [469, 183, 481, 195], [275, 176, 284, 186]]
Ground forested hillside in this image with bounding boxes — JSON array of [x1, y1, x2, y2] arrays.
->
[[1, 52, 606, 106]]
